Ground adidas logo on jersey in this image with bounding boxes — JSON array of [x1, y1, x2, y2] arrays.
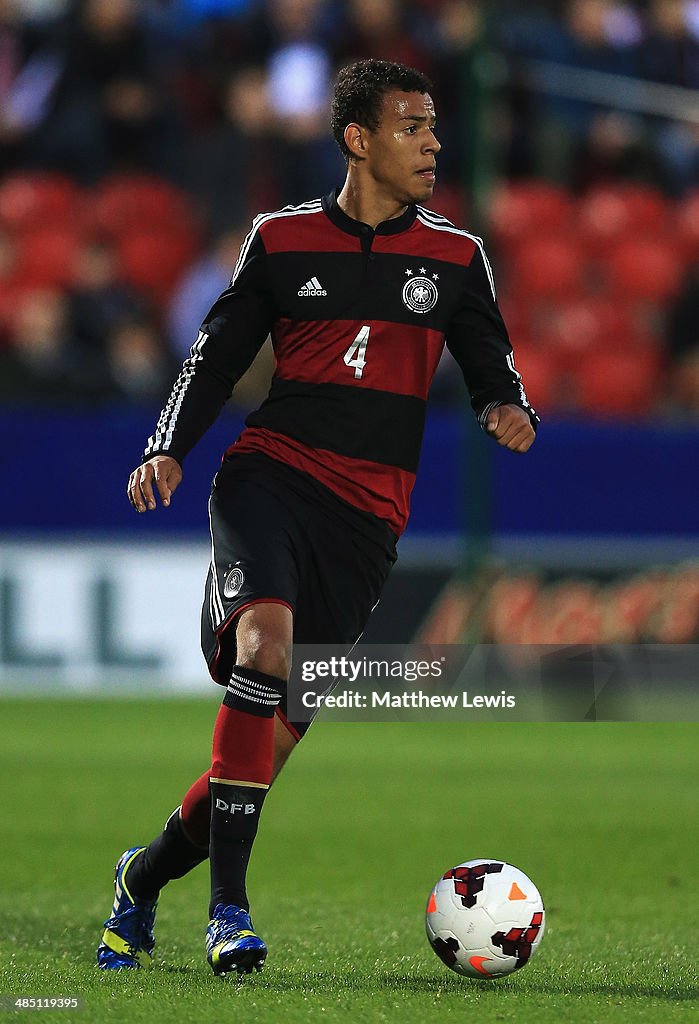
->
[[298, 276, 327, 296]]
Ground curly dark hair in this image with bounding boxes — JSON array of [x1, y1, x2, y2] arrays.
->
[[331, 59, 433, 160]]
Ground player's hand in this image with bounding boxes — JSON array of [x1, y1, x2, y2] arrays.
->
[[127, 455, 182, 512], [486, 404, 535, 453]]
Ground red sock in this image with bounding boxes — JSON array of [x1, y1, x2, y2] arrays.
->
[[211, 704, 275, 785]]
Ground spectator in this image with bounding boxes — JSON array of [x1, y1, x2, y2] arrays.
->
[[340, 0, 428, 69], [186, 66, 279, 232], [504, 0, 643, 185], [640, 0, 699, 194], [0, 0, 63, 174], [102, 316, 175, 404], [264, 0, 344, 202], [33, 0, 184, 184], [665, 263, 699, 412], [167, 228, 244, 361], [0, 287, 103, 402], [67, 236, 144, 355]]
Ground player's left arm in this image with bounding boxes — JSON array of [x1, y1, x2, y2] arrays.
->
[[445, 241, 539, 454]]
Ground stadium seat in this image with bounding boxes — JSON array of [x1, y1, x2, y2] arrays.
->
[[536, 297, 645, 369], [604, 572, 665, 641], [0, 173, 82, 233], [544, 581, 604, 644], [90, 175, 197, 237], [577, 185, 669, 255], [674, 189, 699, 258], [576, 349, 661, 417], [488, 181, 573, 249], [483, 576, 541, 644], [509, 236, 585, 300], [117, 228, 199, 304], [15, 228, 83, 288], [606, 238, 683, 303], [0, 281, 36, 336]]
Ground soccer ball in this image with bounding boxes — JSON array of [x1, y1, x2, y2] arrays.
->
[[425, 859, 545, 979]]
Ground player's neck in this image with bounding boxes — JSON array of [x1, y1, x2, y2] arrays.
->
[[337, 175, 409, 230]]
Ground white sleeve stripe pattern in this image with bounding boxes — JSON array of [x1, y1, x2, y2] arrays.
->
[[229, 198, 323, 287], [416, 207, 497, 300], [143, 330, 208, 456], [506, 350, 530, 408]]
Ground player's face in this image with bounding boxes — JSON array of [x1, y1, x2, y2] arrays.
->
[[366, 90, 440, 205]]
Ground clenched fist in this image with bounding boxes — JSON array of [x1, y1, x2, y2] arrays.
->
[[485, 404, 535, 453]]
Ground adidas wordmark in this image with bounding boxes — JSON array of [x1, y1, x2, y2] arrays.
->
[[298, 276, 327, 297]]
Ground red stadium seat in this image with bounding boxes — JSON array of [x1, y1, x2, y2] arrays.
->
[[536, 297, 647, 369], [15, 228, 82, 288], [117, 228, 198, 304], [488, 182, 573, 249], [498, 293, 535, 350], [90, 174, 197, 237], [576, 349, 661, 417], [577, 185, 669, 255], [510, 236, 585, 300], [606, 238, 683, 302], [0, 173, 82, 233], [674, 189, 699, 258]]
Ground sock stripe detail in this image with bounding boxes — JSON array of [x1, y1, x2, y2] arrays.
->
[[209, 777, 270, 789], [230, 673, 282, 697], [226, 686, 280, 707], [226, 669, 284, 708]]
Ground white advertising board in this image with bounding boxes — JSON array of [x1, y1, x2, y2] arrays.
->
[[0, 541, 215, 693]]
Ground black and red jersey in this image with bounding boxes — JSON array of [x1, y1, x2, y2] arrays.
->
[[144, 190, 538, 536]]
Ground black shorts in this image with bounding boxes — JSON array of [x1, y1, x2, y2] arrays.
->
[[201, 452, 397, 738]]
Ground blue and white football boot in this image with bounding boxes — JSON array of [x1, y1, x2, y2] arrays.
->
[[97, 847, 157, 969], [206, 904, 267, 977]]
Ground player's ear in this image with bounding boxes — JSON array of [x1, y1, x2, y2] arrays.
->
[[344, 122, 369, 161]]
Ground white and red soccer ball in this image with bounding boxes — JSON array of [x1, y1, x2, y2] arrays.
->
[[425, 859, 545, 979]]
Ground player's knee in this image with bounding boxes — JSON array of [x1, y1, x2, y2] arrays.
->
[[237, 639, 291, 680], [236, 604, 293, 680]]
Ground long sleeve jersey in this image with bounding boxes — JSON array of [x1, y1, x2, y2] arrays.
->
[[144, 190, 538, 537]]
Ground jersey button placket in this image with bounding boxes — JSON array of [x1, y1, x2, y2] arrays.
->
[[360, 226, 374, 280]]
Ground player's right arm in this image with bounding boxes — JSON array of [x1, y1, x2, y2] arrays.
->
[[128, 454, 182, 513], [128, 227, 273, 512]]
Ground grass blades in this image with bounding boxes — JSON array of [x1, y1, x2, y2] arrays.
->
[[0, 699, 696, 1023]]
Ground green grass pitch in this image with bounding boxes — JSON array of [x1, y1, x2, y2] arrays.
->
[[0, 698, 696, 1023]]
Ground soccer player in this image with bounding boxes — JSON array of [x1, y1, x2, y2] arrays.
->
[[97, 59, 537, 977]]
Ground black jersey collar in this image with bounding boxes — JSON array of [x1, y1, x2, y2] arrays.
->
[[322, 189, 417, 236]]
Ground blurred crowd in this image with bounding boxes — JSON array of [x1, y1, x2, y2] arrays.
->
[[2, 0, 699, 416], [418, 560, 699, 642]]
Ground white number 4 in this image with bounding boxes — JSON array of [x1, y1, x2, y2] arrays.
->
[[343, 325, 371, 379]]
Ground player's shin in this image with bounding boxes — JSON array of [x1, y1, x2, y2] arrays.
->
[[208, 666, 286, 916]]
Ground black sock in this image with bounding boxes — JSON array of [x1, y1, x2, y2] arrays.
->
[[127, 808, 208, 901], [208, 780, 268, 917]]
